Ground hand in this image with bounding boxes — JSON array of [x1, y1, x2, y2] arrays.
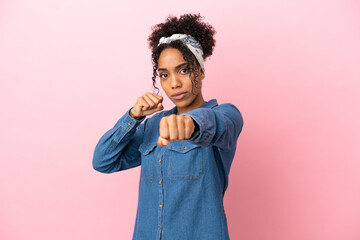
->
[[157, 114, 195, 146], [130, 92, 164, 119]]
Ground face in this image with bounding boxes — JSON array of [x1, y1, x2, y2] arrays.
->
[[157, 47, 205, 115]]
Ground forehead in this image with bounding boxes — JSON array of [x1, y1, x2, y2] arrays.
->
[[158, 48, 186, 69]]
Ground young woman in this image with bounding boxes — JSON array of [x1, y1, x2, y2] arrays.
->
[[93, 13, 244, 240]]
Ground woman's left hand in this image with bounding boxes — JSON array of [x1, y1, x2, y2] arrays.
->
[[157, 114, 195, 146]]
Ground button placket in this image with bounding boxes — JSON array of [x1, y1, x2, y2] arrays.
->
[[157, 153, 165, 239]]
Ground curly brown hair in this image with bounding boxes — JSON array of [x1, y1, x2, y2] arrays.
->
[[147, 13, 216, 94]]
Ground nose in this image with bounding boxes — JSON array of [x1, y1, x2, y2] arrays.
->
[[170, 74, 181, 89]]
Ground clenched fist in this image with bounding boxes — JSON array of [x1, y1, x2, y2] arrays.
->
[[157, 114, 196, 147], [130, 92, 164, 119]]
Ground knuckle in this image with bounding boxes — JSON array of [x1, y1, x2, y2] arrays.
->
[[186, 118, 193, 125], [160, 117, 168, 126], [177, 117, 184, 123]]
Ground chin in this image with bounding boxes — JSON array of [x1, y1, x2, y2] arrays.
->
[[174, 101, 186, 107], [173, 99, 188, 107]]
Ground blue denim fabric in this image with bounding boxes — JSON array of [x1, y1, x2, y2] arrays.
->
[[93, 99, 244, 240]]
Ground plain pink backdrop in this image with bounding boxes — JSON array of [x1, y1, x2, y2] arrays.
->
[[1, 0, 359, 239]]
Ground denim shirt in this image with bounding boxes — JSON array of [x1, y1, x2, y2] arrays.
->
[[93, 99, 244, 240]]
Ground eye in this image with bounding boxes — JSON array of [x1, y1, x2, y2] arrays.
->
[[159, 73, 168, 79], [180, 68, 189, 74]]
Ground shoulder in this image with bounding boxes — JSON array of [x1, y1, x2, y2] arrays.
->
[[215, 102, 239, 109], [204, 99, 241, 113], [213, 102, 244, 132], [214, 102, 242, 116]]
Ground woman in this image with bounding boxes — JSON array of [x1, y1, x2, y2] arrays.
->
[[93, 13, 244, 240]]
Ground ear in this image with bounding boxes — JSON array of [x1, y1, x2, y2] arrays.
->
[[198, 69, 205, 81]]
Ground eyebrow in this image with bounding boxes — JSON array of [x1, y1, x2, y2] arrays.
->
[[158, 63, 188, 72]]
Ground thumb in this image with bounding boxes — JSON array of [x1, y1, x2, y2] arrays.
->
[[156, 102, 164, 111], [157, 136, 169, 147]]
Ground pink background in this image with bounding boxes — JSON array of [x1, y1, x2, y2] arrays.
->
[[1, 0, 360, 239]]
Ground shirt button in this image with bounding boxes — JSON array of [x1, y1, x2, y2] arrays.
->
[[183, 146, 187, 150], [158, 159, 161, 164], [160, 204, 162, 208], [159, 180, 162, 184], [127, 122, 131, 126], [158, 226, 161, 230]]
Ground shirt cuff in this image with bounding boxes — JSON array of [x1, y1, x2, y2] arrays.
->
[[189, 117, 200, 140], [113, 107, 146, 132]]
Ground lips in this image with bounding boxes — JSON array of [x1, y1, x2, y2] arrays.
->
[[171, 92, 187, 100]]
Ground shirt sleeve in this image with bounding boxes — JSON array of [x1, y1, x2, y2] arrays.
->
[[180, 103, 244, 152], [92, 108, 146, 173]]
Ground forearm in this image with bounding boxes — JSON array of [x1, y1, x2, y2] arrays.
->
[[180, 103, 243, 151], [92, 108, 146, 173]]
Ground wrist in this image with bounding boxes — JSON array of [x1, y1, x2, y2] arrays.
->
[[130, 108, 143, 120]]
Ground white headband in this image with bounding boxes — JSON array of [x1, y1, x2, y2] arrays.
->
[[157, 33, 205, 73]]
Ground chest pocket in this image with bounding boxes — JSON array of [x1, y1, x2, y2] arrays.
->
[[138, 143, 157, 182], [167, 142, 203, 180]]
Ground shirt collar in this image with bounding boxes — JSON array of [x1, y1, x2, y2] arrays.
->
[[165, 99, 218, 116]]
